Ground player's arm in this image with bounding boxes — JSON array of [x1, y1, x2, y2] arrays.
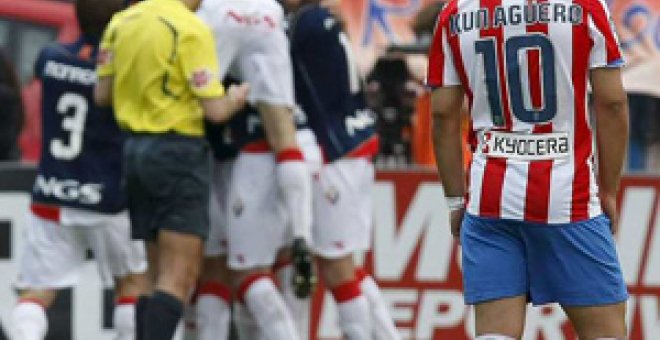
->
[[94, 76, 113, 107], [95, 16, 118, 107], [200, 85, 249, 123], [431, 87, 466, 199], [427, 12, 466, 239], [590, 67, 629, 232], [588, 0, 629, 232]]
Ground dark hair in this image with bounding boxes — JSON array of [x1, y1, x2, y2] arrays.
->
[[75, 0, 125, 39]]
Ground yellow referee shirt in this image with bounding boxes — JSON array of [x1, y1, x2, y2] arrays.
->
[[97, 0, 224, 136]]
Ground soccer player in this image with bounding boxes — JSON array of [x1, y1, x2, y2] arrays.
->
[[287, 1, 401, 339], [94, 0, 249, 338], [197, 0, 315, 338], [429, 0, 629, 339], [190, 116, 237, 340], [11, 0, 147, 339]]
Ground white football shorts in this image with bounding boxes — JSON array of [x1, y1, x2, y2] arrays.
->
[[205, 159, 235, 257], [198, 0, 294, 107], [312, 158, 375, 259], [227, 130, 319, 270], [15, 208, 147, 289]]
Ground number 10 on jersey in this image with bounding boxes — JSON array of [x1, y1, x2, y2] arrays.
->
[[476, 34, 557, 126]]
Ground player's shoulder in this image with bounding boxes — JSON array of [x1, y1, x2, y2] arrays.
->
[[39, 42, 70, 61], [436, 0, 459, 25], [35, 42, 76, 78], [293, 4, 333, 34]]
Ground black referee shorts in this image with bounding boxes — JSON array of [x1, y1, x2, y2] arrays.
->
[[124, 133, 211, 241]]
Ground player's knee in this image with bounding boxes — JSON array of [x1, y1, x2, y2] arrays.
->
[[18, 290, 58, 309], [317, 255, 355, 289], [115, 272, 149, 298], [200, 256, 231, 284], [157, 261, 200, 299]]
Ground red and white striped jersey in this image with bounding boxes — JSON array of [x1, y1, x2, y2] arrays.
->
[[427, 0, 623, 224]]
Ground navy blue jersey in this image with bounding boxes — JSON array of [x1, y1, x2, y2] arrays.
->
[[205, 120, 238, 161], [32, 38, 126, 213], [289, 5, 377, 162]]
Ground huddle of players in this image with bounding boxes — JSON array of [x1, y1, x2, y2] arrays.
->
[[10, 0, 400, 340]]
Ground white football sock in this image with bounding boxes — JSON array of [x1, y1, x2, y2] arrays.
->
[[12, 300, 48, 340], [234, 302, 263, 340], [196, 281, 232, 340], [332, 280, 371, 340], [239, 275, 300, 340], [276, 150, 312, 242], [113, 298, 136, 340], [276, 263, 310, 340], [357, 270, 401, 339]]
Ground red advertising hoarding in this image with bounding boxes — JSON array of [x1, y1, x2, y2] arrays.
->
[[311, 171, 660, 340]]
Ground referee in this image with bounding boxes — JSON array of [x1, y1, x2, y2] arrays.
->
[[94, 0, 248, 339]]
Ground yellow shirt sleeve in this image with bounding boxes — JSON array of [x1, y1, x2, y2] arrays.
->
[[96, 15, 120, 77], [179, 27, 224, 98]]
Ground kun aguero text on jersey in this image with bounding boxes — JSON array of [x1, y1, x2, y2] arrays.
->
[[449, 3, 583, 35]]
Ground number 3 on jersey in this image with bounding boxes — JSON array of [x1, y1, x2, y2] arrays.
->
[[476, 34, 557, 126], [51, 93, 88, 160]]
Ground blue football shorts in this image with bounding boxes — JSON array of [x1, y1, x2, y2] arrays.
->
[[461, 213, 629, 306]]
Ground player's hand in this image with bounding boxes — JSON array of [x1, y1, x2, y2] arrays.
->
[[227, 83, 249, 111], [291, 237, 317, 299], [450, 208, 465, 243], [600, 191, 619, 234]]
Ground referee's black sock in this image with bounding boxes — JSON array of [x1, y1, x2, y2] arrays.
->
[[135, 295, 150, 340], [144, 290, 184, 340]]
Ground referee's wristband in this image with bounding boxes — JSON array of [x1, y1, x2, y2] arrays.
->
[[445, 196, 466, 211]]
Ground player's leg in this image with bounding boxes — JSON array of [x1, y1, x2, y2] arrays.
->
[[194, 159, 235, 340], [274, 248, 310, 340], [461, 214, 529, 338], [258, 102, 315, 295], [196, 256, 233, 340], [232, 268, 299, 340], [74, 208, 149, 340], [113, 274, 148, 340], [123, 136, 158, 340], [237, 24, 315, 292], [227, 152, 300, 340], [129, 135, 212, 340], [522, 215, 628, 339], [355, 268, 401, 339], [12, 211, 85, 340], [144, 230, 202, 339], [11, 290, 56, 340], [563, 303, 627, 340], [313, 158, 400, 339], [473, 296, 527, 338], [316, 255, 371, 340]]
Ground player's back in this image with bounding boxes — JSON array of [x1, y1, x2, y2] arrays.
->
[[197, 0, 289, 85], [33, 39, 125, 213], [428, 0, 622, 223], [289, 4, 378, 162], [103, 0, 215, 136], [199, 0, 284, 27]]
